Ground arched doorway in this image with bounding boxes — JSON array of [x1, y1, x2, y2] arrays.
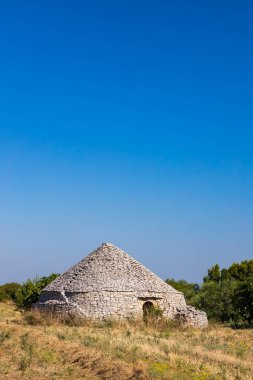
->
[[143, 301, 155, 321]]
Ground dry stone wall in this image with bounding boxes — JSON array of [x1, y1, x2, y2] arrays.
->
[[36, 289, 207, 328], [175, 306, 208, 328]]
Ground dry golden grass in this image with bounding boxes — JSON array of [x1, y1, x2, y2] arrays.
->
[[0, 302, 253, 379]]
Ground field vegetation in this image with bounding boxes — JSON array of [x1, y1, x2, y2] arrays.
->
[[0, 302, 253, 380]]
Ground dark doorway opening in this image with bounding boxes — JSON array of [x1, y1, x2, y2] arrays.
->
[[143, 301, 155, 321]]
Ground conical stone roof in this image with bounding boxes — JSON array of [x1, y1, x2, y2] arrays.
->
[[45, 243, 179, 294]]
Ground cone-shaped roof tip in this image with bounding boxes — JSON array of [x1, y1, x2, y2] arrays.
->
[[101, 242, 119, 250]]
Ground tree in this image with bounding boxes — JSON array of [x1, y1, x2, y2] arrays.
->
[[228, 260, 253, 281], [203, 264, 221, 284], [194, 280, 238, 323], [234, 275, 253, 324], [221, 268, 232, 284], [15, 274, 59, 309]]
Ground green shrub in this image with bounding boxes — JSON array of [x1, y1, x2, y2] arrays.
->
[[15, 273, 59, 309], [0, 282, 21, 302], [165, 279, 200, 305]]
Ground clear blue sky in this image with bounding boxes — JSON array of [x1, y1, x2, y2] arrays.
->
[[1, 1, 253, 284]]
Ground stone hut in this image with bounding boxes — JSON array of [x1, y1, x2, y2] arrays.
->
[[35, 243, 207, 328]]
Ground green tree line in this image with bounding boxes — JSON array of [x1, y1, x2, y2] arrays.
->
[[166, 259, 253, 326]]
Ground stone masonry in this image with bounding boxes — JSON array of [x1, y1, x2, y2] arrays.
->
[[35, 243, 208, 328]]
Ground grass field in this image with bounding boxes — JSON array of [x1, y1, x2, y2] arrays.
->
[[0, 302, 252, 380]]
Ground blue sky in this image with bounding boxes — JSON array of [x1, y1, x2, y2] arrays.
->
[[1, 1, 253, 284]]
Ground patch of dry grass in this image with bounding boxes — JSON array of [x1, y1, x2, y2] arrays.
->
[[0, 302, 252, 379]]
